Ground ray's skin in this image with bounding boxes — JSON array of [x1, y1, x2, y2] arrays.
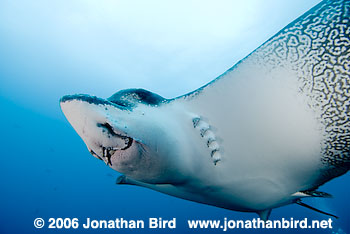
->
[[60, 0, 349, 220]]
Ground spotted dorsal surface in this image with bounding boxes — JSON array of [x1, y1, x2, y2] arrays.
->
[[176, 0, 349, 188], [248, 0, 350, 183], [108, 88, 167, 109], [256, 0, 350, 177]]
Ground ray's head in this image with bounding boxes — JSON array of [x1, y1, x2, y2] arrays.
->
[[60, 89, 180, 183]]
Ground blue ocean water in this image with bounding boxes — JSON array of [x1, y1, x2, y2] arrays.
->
[[0, 1, 349, 233]]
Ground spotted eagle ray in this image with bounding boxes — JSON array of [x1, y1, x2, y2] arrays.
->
[[60, 0, 349, 220]]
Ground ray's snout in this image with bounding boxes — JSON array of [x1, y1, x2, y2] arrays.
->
[[59, 93, 128, 138], [60, 94, 125, 130], [60, 94, 133, 163], [60, 94, 110, 135]]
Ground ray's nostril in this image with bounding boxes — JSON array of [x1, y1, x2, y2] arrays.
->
[[97, 122, 116, 136]]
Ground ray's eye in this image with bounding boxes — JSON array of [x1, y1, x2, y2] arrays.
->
[[109, 99, 130, 108]]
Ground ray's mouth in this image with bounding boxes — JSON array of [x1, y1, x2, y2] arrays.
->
[[90, 122, 133, 166]]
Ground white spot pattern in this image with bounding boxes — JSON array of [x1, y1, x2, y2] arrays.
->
[[253, 0, 350, 181]]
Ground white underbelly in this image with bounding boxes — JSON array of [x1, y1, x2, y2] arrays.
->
[[178, 67, 324, 211]]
